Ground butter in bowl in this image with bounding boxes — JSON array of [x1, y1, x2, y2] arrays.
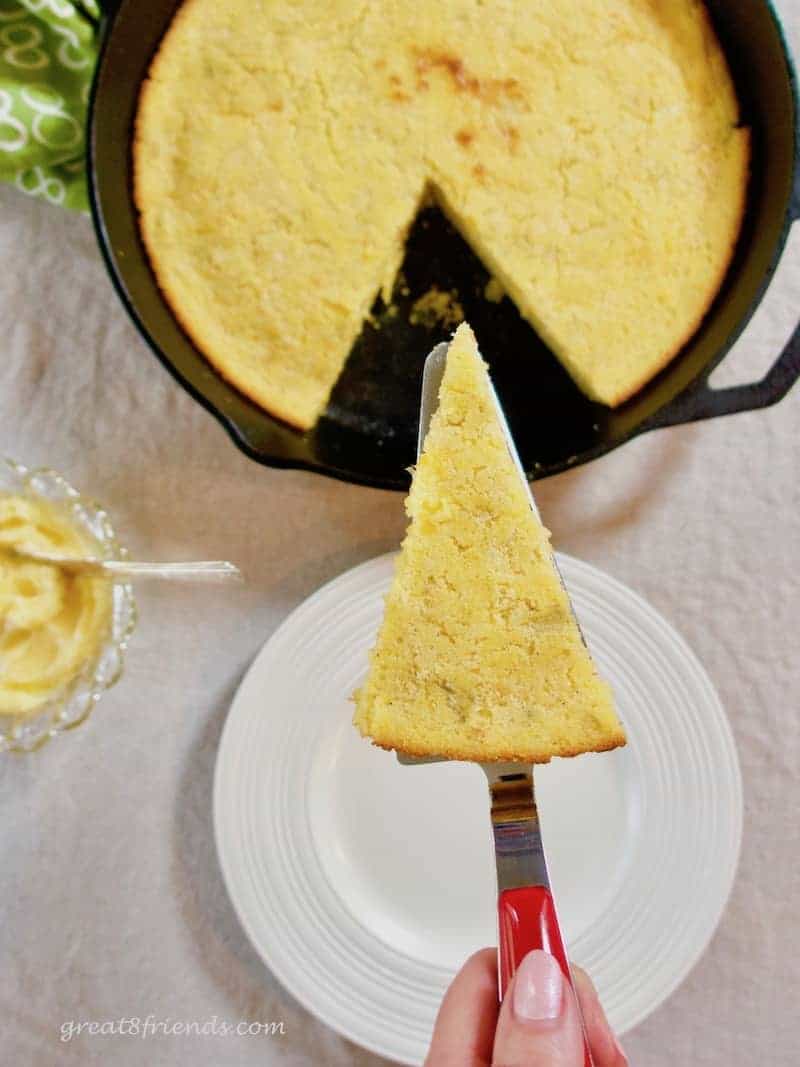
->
[[0, 459, 136, 754]]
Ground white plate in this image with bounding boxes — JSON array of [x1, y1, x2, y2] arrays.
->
[[214, 553, 742, 1065]]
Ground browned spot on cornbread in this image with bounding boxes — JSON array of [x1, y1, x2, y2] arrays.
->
[[414, 48, 479, 92], [503, 124, 520, 150], [412, 48, 525, 104]]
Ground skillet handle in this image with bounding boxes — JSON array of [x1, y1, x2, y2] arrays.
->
[[498, 886, 594, 1066], [646, 197, 800, 430], [644, 320, 800, 429]]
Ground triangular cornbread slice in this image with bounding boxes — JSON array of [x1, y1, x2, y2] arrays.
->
[[353, 324, 626, 762]]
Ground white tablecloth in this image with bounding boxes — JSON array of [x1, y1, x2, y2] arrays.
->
[[1, 10, 799, 1061]]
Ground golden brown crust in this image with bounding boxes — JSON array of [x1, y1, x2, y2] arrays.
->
[[365, 732, 628, 764], [605, 0, 752, 406], [165, 295, 316, 429], [132, 1, 317, 432], [129, 232, 316, 431], [608, 128, 751, 407], [132, 0, 195, 214]]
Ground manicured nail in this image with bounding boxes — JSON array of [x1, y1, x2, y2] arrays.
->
[[512, 950, 564, 1022]]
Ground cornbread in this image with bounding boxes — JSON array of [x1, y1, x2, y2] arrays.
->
[[0, 496, 112, 717], [353, 324, 626, 762], [135, 0, 749, 429], [409, 287, 464, 329]]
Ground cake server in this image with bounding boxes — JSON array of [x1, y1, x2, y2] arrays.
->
[[398, 340, 593, 1065]]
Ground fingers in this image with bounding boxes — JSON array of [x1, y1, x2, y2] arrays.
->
[[425, 948, 500, 1067], [425, 948, 628, 1067], [572, 966, 628, 1067], [491, 950, 587, 1067]]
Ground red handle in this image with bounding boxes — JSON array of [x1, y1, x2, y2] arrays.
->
[[498, 886, 593, 1067]]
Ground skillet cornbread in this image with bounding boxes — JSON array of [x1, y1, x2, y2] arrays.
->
[[135, 0, 748, 429]]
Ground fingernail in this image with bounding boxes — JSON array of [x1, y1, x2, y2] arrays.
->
[[512, 950, 564, 1022], [613, 1032, 629, 1064]]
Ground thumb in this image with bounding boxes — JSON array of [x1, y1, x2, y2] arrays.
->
[[492, 950, 585, 1067]]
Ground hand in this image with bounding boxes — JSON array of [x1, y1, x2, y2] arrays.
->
[[425, 948, 628, 1067]]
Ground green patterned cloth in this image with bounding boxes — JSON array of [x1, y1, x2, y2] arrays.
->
[[0, 0, 99, 211]]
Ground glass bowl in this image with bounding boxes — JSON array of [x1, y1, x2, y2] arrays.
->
[[0, 459, 137, 754]]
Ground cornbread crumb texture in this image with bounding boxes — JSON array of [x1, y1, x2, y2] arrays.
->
[[484, 278, 505, 303], [136, 0, 748, 429], [353, 324, 626, 763], [409, 287, 464, 329]]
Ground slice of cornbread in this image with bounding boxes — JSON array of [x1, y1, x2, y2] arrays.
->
[[135, 0, 749, 428], [353, 324, 626, 762]]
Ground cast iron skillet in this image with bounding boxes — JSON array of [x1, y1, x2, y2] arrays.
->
[[89, 0, 800, 491]]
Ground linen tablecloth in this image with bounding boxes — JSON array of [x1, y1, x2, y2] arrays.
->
[[1, 9, 799, 1061]]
